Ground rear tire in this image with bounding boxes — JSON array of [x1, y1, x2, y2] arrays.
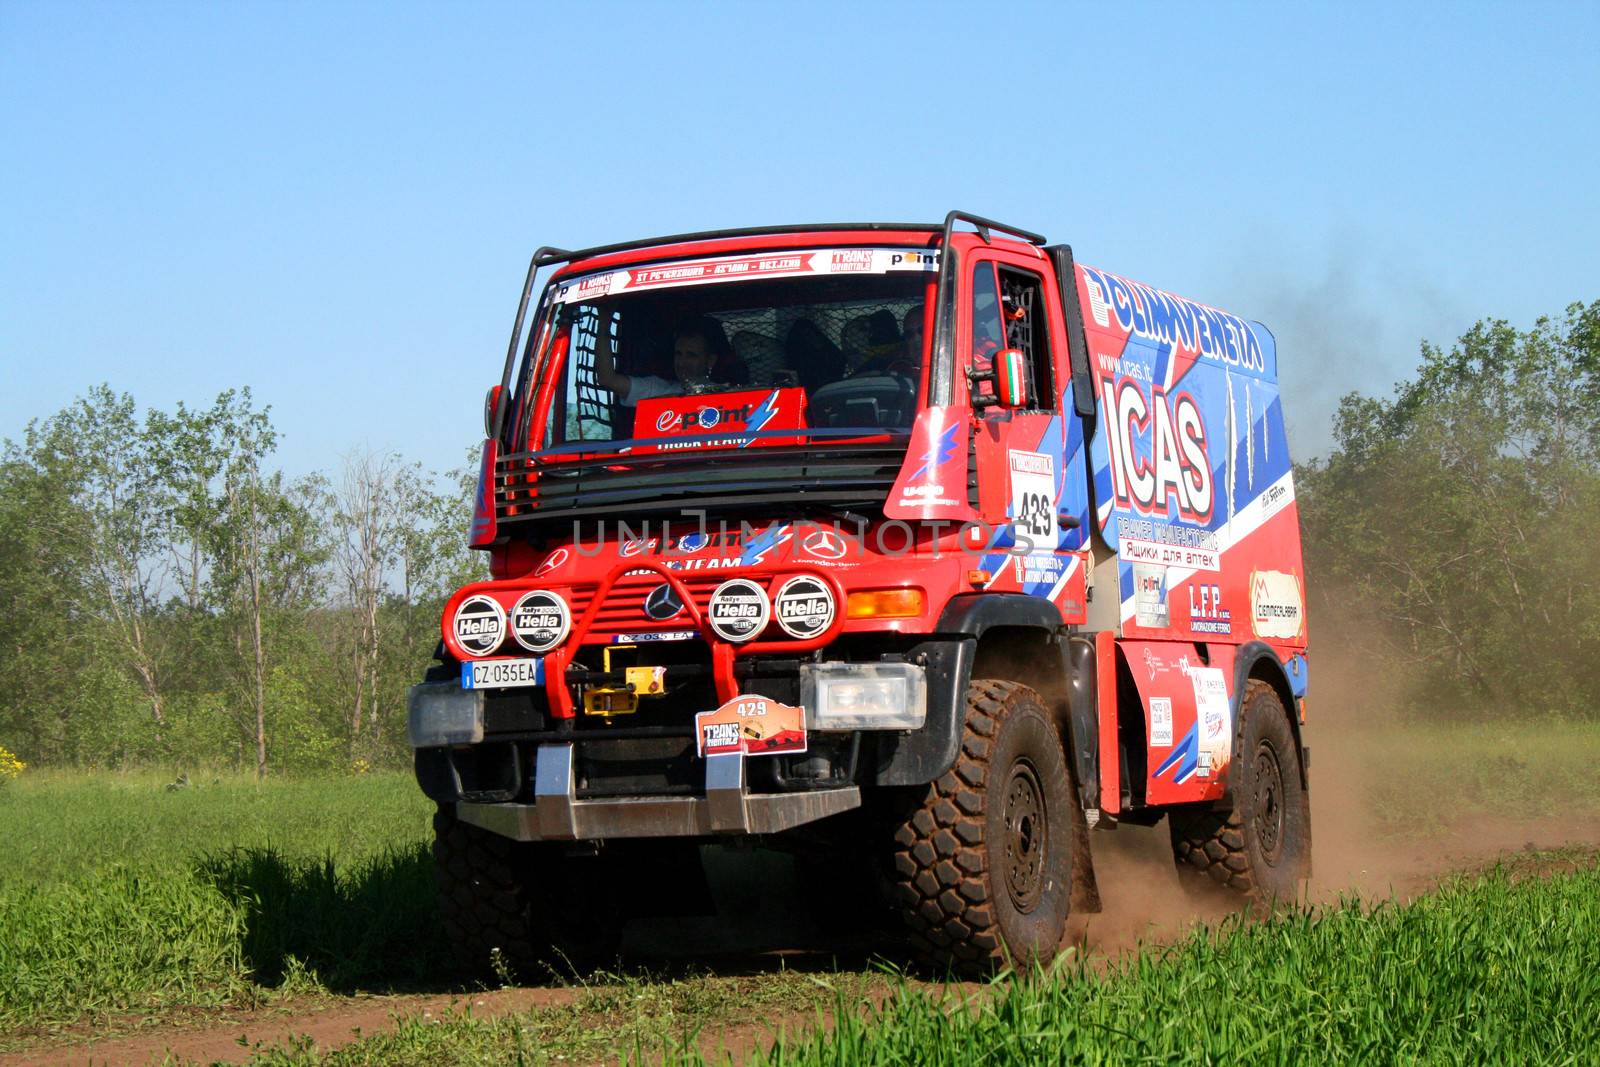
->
[[886, 680, 1074, 973], [432, 805, 622, 980], [1168, 679, 1309, 903]]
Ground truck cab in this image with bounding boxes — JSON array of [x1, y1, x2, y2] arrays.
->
[[409, 214, 1311, 975]]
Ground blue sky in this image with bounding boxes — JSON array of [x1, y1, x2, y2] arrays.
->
[[3, 1, 1596, 475]]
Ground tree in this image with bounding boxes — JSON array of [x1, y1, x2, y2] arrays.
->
[[332, 449, 403, 756], [202, 394, 328, 777], [24, 387, 176, 744], [1299, 300, 1600, 717]]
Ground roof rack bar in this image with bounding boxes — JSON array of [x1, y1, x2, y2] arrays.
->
[[940, 210, 1048, 247], [533, 222, 943, 269]]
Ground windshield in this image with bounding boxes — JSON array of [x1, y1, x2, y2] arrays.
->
[[507, 247, 937, 452]]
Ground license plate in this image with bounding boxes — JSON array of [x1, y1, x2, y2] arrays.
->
[[461, 658, 545, 690]]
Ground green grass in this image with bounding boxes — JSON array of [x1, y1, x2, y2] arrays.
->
[[1336, 720, 1600, 836], [252, 857, 1600, 1066], [2, 722, 1598, 1054], [0, 769, 430, 889], [0, 771, 442, 1038]]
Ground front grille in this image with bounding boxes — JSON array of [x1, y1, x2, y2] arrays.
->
[[565, 572, 776, 642], [495, 437, 911, 526]]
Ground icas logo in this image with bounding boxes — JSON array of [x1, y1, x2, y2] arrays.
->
[[1101, 378, 1213, 523]]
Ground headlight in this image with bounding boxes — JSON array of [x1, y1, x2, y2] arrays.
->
[[407, 683, 484, 748], [510, 589, 571, 652], [800, 661, 927, 731]]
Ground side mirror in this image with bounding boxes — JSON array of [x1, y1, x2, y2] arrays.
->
[[483, 384, 503, 439], [993, 349, 1028, 408]]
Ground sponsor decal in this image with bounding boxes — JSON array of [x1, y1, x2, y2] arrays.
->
[[632, 388, 803, 452], [1150, 697, 1173, 747], [510, 590, 570, 653], [1258, 479, 1291, 523], [801, 529, 848, 561], [554, 248, 943, 303], [1008, 449, 1057, 542], [1188, 582, 1232, 635], [1250, 569, 1304, 639], [1121, 537, 1219, 571], [1080, 265, 1268, 374], [1190, 666, 1232, 773], [1190, 585, 1235, 633], [1013, 551, 1066, 589], [1102, 379, 1214, 523], [453, 595, 506, 657], [630, 254, 809, 290], [695, 694, 807, 757], [535, 547, 570, 576], [619, 537, 657, 557], [1143, 647, 1167, 681], [774, 575, 835, 639], [675, 531, 710, 553], [909, 423, 960, 481], [1133, 563, 1169, 629], [642, 583, 685, 621], [707, 578, 769, 643], [888, 250, 940, 270], [1197, 750, 1213, 778], [1118, 518, 1219, 568]]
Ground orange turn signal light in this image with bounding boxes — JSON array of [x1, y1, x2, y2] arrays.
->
[[846, 588, 925, 620]]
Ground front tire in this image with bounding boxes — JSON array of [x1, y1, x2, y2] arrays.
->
[[886, 680, 1074, 973], [432, 805, 622, 980], [1169, 679, 1310, 902]]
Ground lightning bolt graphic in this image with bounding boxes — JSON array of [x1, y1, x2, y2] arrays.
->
[[739, 390, 781, 447], [910, 424, 961, 481]]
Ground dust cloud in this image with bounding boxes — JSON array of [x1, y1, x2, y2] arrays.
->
[[1221, 232, 1465, 460]]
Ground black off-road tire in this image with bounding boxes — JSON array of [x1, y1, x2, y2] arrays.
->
[[886, 680, 1074, 973], [432, 805, 622, 980], [1168, 679, 1310, 902]]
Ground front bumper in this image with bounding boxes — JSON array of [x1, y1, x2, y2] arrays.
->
[[454, 742, 860, 842]]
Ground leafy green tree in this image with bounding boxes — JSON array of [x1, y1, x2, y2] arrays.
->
[[22, 387, 177, 745], [1300, 300, 1600, 717], [203, 395, 330, 776]]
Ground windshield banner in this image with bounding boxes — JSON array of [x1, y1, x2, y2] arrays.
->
[[630, 387, 807, 454], [554, 247, 940, 302]]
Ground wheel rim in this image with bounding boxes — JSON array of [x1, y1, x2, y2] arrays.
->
[[1001, 759, 1047, 913], [1253, 740, 1285, 865]]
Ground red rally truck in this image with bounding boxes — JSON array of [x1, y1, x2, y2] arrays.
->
[[408, 213, 1311, 974]]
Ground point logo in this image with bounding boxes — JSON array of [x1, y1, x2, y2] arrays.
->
[[619, 538, 657, 558]]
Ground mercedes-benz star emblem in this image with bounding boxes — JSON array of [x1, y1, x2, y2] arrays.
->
[[643, 583, 684, 620]]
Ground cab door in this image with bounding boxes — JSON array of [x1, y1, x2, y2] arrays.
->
[[963, 244, 1090, 624]]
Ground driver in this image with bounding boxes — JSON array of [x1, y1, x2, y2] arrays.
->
[[852, 304, 925, 377], [593, 315, 733, 402]]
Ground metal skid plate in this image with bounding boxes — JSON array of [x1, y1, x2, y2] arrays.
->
[[457, 742, 860, 842]]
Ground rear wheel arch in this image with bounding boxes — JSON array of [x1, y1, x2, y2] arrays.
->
[[1231, 642, 1307, 791]]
